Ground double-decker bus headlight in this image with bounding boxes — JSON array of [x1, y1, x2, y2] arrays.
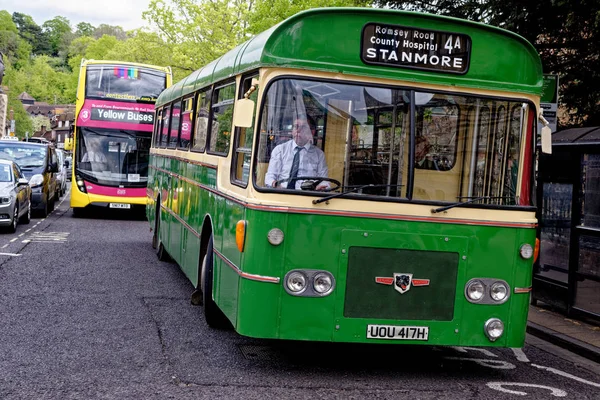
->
[[484, 318, 504, 341], [466, 280, 485, 301], [313, 273, 334, 295], [490, 282, 508, 302], [267, 228, 284, 246], [286, 271, 307, 293], [520, 243, 534, 259]]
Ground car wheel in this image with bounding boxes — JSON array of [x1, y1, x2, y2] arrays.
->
[[39, 199, 48, 218], [8, 205, 18, 233], [201, 235, 230, 329], [20, 201, 31, 224]]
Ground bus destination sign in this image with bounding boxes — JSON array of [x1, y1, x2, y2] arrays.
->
[[361, 23, 471, 74], [77, 100, 155, 132]]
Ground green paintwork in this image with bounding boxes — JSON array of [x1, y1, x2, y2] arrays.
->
[[148, 156, 535, 347], [156, 7, 542, 107], [149, 8, 541, 347]]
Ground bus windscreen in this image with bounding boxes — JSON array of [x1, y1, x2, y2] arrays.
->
[[85, 65, 166, 102]]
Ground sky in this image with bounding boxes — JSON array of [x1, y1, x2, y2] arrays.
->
[[2, 0, 153, 31]]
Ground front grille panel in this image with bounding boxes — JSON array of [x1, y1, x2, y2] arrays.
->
[[344, 247, 459, 321]]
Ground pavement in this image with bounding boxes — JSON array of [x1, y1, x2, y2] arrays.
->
[[527, 303, 600, 363]]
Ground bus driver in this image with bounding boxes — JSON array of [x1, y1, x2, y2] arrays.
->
[[264, 118, 329, 190]]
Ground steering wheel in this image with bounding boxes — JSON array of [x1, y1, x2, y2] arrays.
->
[[274, 176, 341, 192]]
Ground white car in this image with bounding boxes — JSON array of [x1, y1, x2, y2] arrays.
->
[[56, 149, 68, 197]]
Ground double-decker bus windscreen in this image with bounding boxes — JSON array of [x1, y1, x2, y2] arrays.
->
[[255, 78, 533, 206], [85, 65, 167, 102], [76, 128, 151, 187]]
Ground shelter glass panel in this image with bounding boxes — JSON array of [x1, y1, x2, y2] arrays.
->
[[582, 154, 600, 228]]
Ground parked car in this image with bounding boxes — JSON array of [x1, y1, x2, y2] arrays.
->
[[55, 149, 68, 197], [0, 139, 58, 217], [65, 155, 72, 181], [0, 159, 31, 232]]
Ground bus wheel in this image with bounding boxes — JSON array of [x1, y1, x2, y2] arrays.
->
[[155, 214, 171, 261], [201, 235, 230, 329]]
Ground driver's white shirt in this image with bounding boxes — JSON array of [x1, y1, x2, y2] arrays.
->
[[264, 139, 328, 189]]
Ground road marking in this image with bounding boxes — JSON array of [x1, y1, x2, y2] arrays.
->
[[531, 364, 600, 388], [487, 382, 567, 397], [444, 357, 516, 369], [453, 347, 498, 358], [22, 231, 70, 244], [25, 228, 31, 233], [0, 252, 21, 257], [9, 238, 17, 242], [1, 244, 7, 249], [511, 348, 530, 362]]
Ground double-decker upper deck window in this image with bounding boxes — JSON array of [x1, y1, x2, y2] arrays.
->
[[192, 89, 211, 152], [209, 83, 235, 155], [85, 65, 167, 102]]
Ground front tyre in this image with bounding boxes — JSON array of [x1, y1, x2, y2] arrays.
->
[[20, 201, 31, 224], [8, 205, 18, 233], [201, 235, 230, 329], [155, 211, 171, 261]]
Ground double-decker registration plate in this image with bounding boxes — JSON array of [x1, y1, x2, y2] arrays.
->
[[109, 203, 131, 209], [367, 324, 429, 340]]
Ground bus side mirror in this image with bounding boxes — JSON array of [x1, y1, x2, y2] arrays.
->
[[64, 137, 73, 151], [233, 98, 255, 128], [541, 125, 552, 154]]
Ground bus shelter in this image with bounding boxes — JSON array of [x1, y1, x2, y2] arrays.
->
[[533, 127, 600, 322]]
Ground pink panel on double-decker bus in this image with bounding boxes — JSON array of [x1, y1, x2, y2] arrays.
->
[[77, 100, 155, 132], [84, 181, 146, 198]]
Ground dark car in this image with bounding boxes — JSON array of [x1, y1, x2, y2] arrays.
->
[[0, 159, 31, 232], [0, 139, 58, 217]]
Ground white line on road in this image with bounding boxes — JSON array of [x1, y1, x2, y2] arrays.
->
[[531, 364, 600, 388], [0, 252, 21, 256], [1, 244, 7, 249], [511, 348, 530, 362], [9, 238, 17, 242], [487, 382, 567, 397]]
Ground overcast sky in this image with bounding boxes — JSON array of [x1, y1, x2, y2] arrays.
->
[[2, 0, 153, 31]]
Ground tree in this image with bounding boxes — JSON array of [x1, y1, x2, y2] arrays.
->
[[76, 22, 95, 37], [375, 0, 600, 128], [42, 16, 73, 57], [0, 10, 32, 68], [93, 24, 127, 41], [12, 12, 51, 55]]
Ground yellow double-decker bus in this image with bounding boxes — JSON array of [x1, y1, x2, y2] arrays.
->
[[66, 59, 172, 215]]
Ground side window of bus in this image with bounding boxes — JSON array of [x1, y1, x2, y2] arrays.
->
[[192, 89, 211, 152], [153, 109, 163, 147], [178, 96, 194, 150], [232, 75, 258, 186], [208, 82, 235, 155], [168, 101, 181, 149], [160, 105, 171, 147]]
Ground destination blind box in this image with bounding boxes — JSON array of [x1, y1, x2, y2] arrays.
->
[[361, 23, 471, 74]]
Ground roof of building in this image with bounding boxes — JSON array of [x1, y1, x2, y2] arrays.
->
[[552, 127, 600, 145]]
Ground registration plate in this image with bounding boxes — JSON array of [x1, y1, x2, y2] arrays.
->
[[109, 203, 131, 209], [367, 325, 429, 340]]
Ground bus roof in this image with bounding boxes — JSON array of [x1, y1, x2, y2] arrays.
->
[[81, 59, 172, 74], [158, 7, 543, 106]]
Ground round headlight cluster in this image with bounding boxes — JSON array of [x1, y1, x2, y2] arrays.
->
[[284, 270, 335, 297], [267, 228, 284, 246], [465, 278, 510, 304]]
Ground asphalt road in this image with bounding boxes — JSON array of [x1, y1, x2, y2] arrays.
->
[[0, 190, 599, 399]]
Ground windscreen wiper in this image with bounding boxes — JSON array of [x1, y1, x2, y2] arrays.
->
[[313, 184, 403, 205], [431, 196, 510, 214]]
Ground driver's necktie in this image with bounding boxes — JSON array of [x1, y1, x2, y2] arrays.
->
[[287, 147, 302, 189]]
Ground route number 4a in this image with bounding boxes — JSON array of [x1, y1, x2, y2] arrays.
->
[[444, 36, 462, 54]]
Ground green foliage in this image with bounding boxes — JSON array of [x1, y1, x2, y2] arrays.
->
[[5, 92, 33, 138], [31, 115, 51, 132], [11, 12, 51, 55], [42, 16, 73, 57], [76, 22, 95, 37]]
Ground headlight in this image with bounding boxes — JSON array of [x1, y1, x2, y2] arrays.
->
[[484, 318, 504, 341], [313, 273, 333, 295], [286, 271, 307, 293], [466, 280, 485, 301], [29, 174, 44, 188], [490, 282, 509, 302], [520, 243, 534, 259], [0, 197, 11, 204]]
